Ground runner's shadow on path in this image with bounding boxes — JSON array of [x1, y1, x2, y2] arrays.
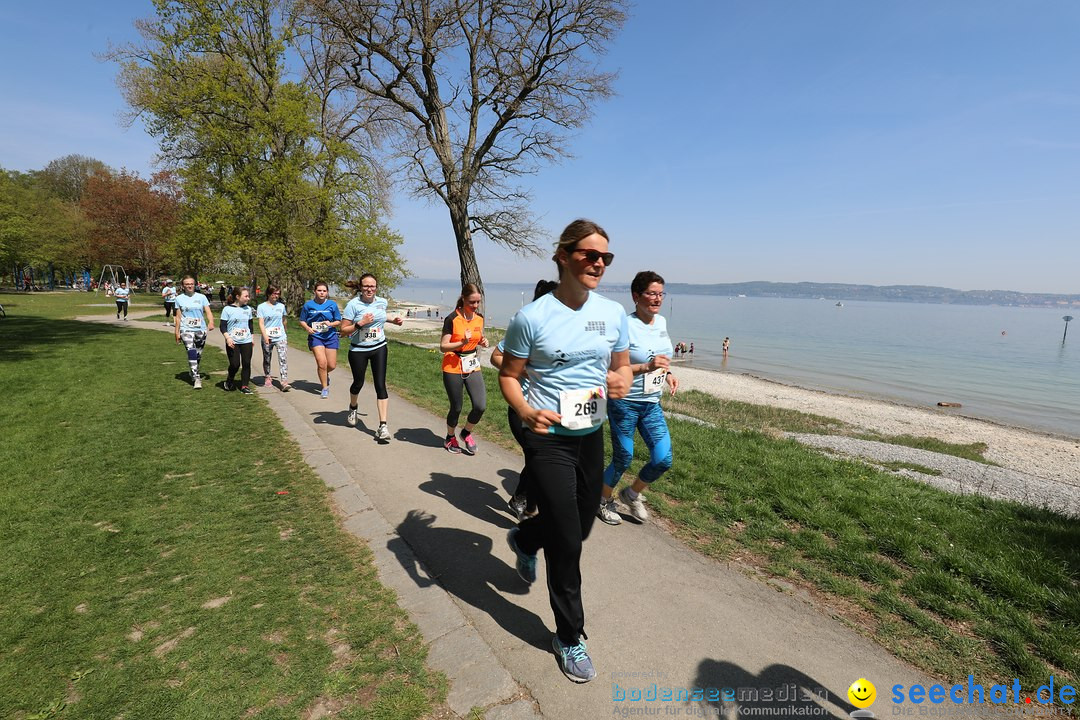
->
[[496, 468, 522, 498], [419, 472, 516, 529], [394, 426, 446, 449], [288, 379, 324, 394], [391, 509, 550, 650], [310, 409, 353, 427], [691, 660, 854, 719]]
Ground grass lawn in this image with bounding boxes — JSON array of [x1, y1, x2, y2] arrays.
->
[[373, 336, 1079, 701], [0, 292, 445, 720]]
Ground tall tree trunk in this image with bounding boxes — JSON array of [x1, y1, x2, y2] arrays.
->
[[448, 199, 483, 297]]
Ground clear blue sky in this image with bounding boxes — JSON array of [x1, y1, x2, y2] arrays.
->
[[3, 1, 1079, 293]]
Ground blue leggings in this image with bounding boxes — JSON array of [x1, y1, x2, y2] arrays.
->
[[603, 399, 673, 488]]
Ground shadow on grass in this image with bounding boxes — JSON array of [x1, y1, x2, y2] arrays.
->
[[0, 316, 127, 364], [690, 660, 855, 719], [390, 509, 550, 650]]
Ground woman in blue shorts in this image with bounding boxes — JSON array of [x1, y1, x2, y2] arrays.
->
[[220, 286, 256, 394], [299, 281, 342, 398], [597, 271, 679, 525], [499, 219, 631, 684]]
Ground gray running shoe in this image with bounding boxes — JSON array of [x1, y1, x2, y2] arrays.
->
[[346, 407, 358, 427], [509, 494, 527, 521], [376, 424, 391, 443], [596, 498, 622, 525], [224, 380, 235, 392], [552, 635, 596, 683], [506, 527, 537, 584], [619, 486, 648, 522], [193, 375, 203, 390]]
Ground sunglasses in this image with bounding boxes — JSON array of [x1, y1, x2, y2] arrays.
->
[[572, 249, 615, 266]]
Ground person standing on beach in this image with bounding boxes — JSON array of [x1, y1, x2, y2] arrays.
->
[[221, 286, 255, 394], [162, 280, 177, 325], [499, 219, 631, 683], [722, 337, 729, 356], [298, 282, 342, 398], [491, 279, 559, 519], [440, 284, 489, 455], [114, 280, 131, 320], [341, 274, 403, 442], [174, 276, 215, 389], [257, 285, 290, 391], [597, 271, 678, 525]]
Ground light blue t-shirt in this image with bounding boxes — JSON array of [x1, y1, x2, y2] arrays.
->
[[257, 300, 287, 343], [626, 313, 674, 403], [221, 305, 255, 345], [114, 287, 130, 303], [175, 292, 209, 333], [503, 291, 629, 435], [343, 296, 388, 351], [299, 299, 341, 342]]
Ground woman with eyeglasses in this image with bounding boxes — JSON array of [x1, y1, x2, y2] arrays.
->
[[499, 219, 631, 684], [340, 274, 404, 443], [257, 285, 290, 391], [439, 283, 489, 454], [597, 271, 679, 526]]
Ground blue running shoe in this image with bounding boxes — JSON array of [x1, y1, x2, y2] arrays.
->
[[552, 635, 596, 683], [320, 387, 329, 399], [506, 527, 537, 584]]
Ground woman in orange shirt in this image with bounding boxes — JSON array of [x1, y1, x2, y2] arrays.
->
[[440, 283, 489, 454]]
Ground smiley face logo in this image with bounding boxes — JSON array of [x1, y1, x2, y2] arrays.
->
[[848, 678, 876, 708]]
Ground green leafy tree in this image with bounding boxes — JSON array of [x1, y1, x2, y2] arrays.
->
[[108, 0, 403, 311]]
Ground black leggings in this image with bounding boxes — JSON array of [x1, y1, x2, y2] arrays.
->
[[348, 344, 388, 399], [226, 343, 253, 387], [164, 300, 175, 318], [515, 427, 604, 645], [116, 300, 127, 317], [443, 371, 486, 427], [507, 406, 533, 506]]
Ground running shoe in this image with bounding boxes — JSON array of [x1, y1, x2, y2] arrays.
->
[[619, 486, 649, 522], [224, 380, 235, 392], [597, 498, 622, 525], [552, 635, 596, 683], [376, 424, 391, 443], [509, 494, 527, 521], [460, 431, 477, 456], [320, 387, 329, 399], [506, 527, 537, 584], [346, 407, 358, 427], [263, 376, 272, 387], [193, 375, 203, 390], [444, 436, 462, 454], [240, 386, 253, 395], [280, 383, 291, 392]]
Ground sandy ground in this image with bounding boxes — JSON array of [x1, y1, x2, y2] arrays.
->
[[672, 363, 1080, 487]]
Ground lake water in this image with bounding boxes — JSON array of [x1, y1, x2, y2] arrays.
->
[[393, 279, 1080, 438]]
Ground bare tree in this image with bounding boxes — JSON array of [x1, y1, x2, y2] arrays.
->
[[299, 0, 628, 292]]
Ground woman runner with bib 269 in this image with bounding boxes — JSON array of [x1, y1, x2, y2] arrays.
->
[[298, 282, 342, 398], [257, 285, 290, 391], [220, 286, 256, 394], [440, 283, 488, 455], [597, 271, 678, 526], [340, 274, 403, 443], [174, 276, 215, 389], [499, 219, 631, 684]]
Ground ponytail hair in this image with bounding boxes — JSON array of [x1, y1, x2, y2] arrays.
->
[[228, 286, 250, 304], [456, 283, 482, 310]]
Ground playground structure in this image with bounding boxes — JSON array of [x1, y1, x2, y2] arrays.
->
[[98, 265, 129, 293]]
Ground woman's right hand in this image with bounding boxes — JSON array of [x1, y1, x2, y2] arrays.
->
[[521, 406, 561, 434]]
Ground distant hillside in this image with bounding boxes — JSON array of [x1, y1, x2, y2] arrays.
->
[[657, 281, 1080, 308]]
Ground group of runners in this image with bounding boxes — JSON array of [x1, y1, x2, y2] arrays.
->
[[161, 218, 679, 685]]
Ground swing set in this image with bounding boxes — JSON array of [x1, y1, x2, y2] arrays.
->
[[98, 265, 129, 295]]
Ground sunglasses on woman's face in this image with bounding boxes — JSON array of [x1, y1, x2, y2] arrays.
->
[[572, 249, 615, 266]]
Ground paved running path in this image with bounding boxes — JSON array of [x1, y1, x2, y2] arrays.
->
[[89, 311, 954, 720]]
